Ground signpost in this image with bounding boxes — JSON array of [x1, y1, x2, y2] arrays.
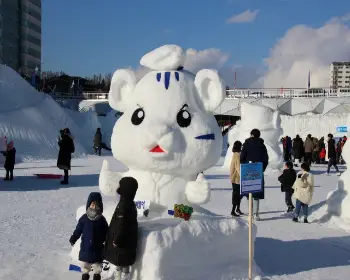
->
[[240, 162, 263, 280], [336, 126, 347, 133]]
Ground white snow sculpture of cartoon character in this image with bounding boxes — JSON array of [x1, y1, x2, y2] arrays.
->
[[71, 46, 260, 280], [223, 102, 283, 170], [99, 44, 225, 211]]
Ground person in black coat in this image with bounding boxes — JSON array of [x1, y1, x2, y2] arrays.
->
[[240, 128, 269, 220], [1, 141, 16, 181], [278, 161, 297, 212], [292, 135, 303, 165], [326, 133, 340, 175], [94, 128, 102, 156], [57, 128, 75, 185], [70, 192, 109, 280], [104, 177, 138, 280]]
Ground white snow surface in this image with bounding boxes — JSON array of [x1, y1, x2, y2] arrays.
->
[[1, 156, 350, 280], [223, 102, 283, 170], [0, 65, 113, 161]]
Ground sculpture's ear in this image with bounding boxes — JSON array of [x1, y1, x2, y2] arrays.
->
[[109, 69, 137, 112], [194, 69, 226, 113]]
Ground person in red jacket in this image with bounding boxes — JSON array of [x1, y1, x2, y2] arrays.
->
[[319, 148, 326, 164]]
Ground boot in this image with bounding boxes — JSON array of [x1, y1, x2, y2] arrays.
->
[[292, 217, 298, 222], [93, 274, 101, 280], [304, 217, 309, 223], [286, 206, 293, 213], [61, 170, 69, 185], [231, 212, 240, 217], [121, 272, 131, 280], [4, 170, 9, 181], [82, 274, 90, 280], [9, 170, 13, 180], [236, 209, 244, 215]]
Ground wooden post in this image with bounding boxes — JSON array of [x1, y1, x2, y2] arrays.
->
[[248, 192, 253, 280]]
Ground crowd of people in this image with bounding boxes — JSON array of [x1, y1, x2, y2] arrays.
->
[[281, 134, 347, 170], [229, 129, 345, 223]]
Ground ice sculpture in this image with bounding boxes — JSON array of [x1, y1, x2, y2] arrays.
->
[[223, 102, 283, 170]]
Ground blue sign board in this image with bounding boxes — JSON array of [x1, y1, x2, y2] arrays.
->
[[336, 126, 347, 133], [240, 163, 263, 195]]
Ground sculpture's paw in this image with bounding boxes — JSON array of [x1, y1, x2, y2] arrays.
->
[[99, 160, 121, 196], [185, 177, 211, 205]]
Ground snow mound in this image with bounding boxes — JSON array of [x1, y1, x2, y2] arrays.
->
[[0, 64, 103, 161], [72, 203, 259, 280], [327, 114, 350, 221], [223, 103, 283, 170]]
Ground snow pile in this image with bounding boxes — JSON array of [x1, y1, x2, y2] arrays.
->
[[281, 113, 348, 139], [0, 65, 107, 161], [327, 114, 350, 220], [223, 102, 283, 170], [71, 205, 259, 280]]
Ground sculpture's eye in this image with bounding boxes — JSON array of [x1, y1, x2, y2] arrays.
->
[[177, 107, 191, 128], [131, 108, 145, 125]]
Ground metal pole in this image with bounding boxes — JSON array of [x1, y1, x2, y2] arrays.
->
[[248, 192, 253, 280]]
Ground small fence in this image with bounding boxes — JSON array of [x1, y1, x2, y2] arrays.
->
[[48, 88, 350, 101]]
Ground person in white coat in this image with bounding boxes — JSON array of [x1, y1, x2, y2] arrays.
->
[[292, 162, 314, 223]]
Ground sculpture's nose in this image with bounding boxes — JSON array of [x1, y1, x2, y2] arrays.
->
[[145, 124, 174, 152]]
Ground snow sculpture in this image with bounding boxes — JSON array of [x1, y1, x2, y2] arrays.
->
[[223, 102, 283, 170], [99, 44, 225, 210], [71, 45, 260, 279], [327, 114, 350, 219]]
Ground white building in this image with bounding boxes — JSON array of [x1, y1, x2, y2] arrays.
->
[[329, 62, 350, 89]]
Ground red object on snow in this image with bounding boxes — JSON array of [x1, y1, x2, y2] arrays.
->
[[34, 174, 62, 179], [149, 145, 165, 153]]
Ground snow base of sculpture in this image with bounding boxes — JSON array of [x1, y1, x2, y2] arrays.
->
[[71, 203, 259, 280]]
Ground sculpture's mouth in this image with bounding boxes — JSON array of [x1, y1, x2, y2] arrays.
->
[[149, 145, 165, 153]]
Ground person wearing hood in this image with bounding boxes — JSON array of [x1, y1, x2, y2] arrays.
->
[[240, 129, 269, 221], [292, 135, 304, 166], [57, 128, 75, 185], [1, 140, 16, 181], [94, 128, 102, 156], [104, 177, 139, 280], [69, 192, 109, 280]]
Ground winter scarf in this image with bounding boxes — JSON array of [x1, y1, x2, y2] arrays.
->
[[86, 207, 102, 221]]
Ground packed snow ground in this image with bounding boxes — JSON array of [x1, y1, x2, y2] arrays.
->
[[1, 156, 350, 280]]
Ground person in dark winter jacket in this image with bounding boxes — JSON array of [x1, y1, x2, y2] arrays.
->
[[57, 128, 75, 185], [104, 177, 138, 280], [94, 128, 102, 156], [326, 133, 341, 176], [69, 192, 109, 280], [292, 135, 304, 166], [1, 140, 16, 181], [283, 136, 292, 162], [240, 128, 269, 221], [304, 134, 314, 166], [278, 161, 297, 212]]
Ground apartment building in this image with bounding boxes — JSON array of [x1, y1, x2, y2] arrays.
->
[[0, 0, 41, 76], [329, 62, 350, 89]]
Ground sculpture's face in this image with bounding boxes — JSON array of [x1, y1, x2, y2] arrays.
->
[[110, 69, 224, 176]]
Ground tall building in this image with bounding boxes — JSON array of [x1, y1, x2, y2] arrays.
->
[[0, 0, 41, 76], [329, 62, 350, 89]]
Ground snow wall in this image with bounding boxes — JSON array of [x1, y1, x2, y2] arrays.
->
[[327, 114, 350, 221], [223, 109, 349, 170], [0, 65, 115, 161]]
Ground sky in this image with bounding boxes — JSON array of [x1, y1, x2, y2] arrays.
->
[[42, 0, 350, 88]]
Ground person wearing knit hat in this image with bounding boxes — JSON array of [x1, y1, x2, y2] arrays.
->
[[1, 140, 16, 180]]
